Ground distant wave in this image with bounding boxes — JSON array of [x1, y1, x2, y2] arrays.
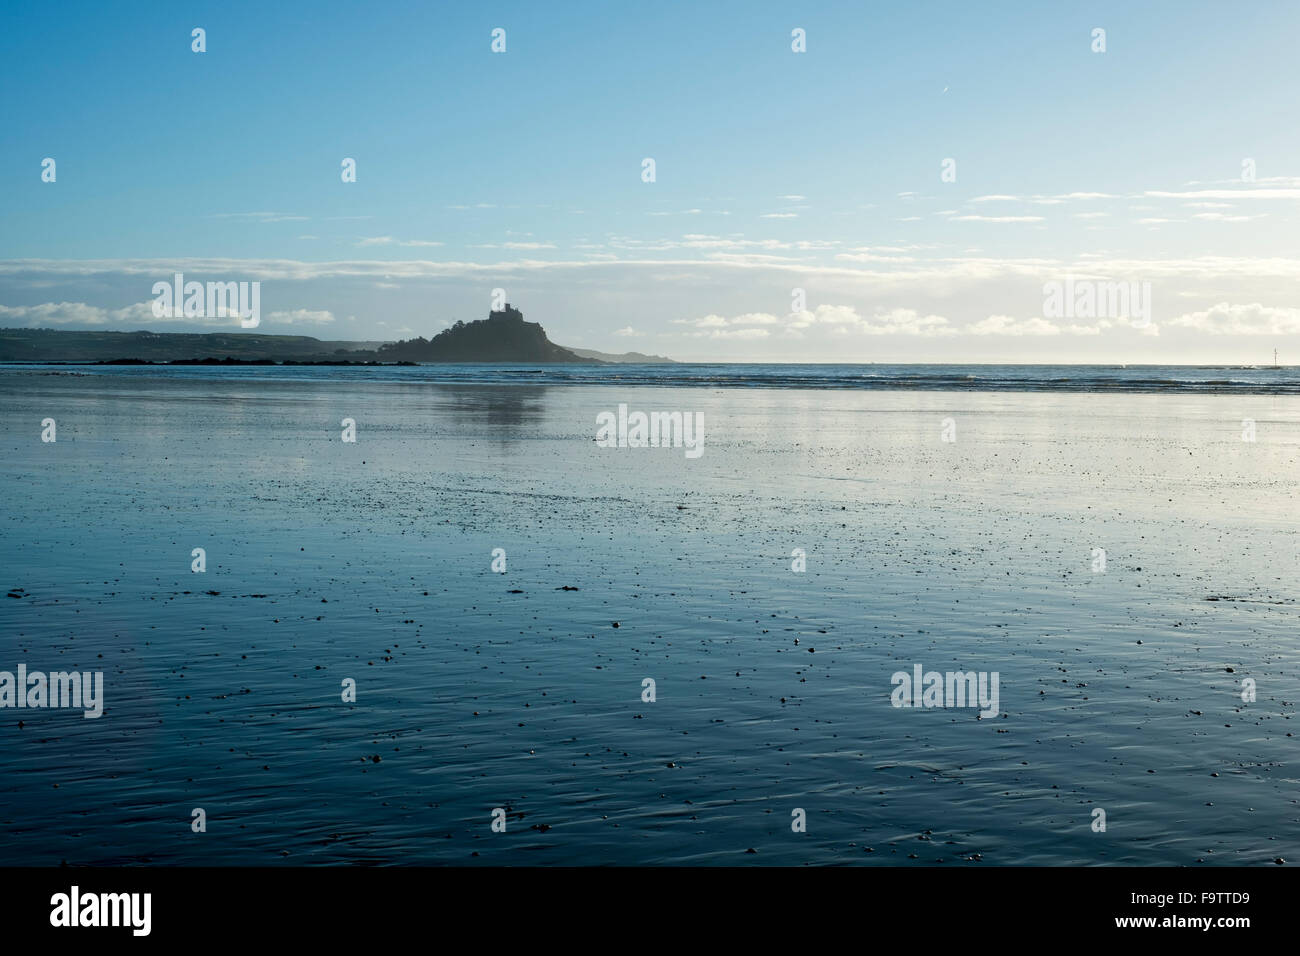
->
[[3, 362, 1298, 394]]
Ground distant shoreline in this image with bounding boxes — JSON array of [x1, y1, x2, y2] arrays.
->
[[0, 322, 676, 366], [100, 357, 416, 366]]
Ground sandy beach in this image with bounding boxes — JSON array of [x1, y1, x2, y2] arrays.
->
[[0, 367, 1296, 865]]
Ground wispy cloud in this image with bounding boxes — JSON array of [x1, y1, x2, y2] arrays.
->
[[1167, 302, 1300, 334], [949, 215, 1045, 223], [1145, 189, 1300, 200], [265, 309, 335, 324], [1191, 212, 1263, 222], [970, 193, 1116, 203], [209, 212, 309, 223], [357, 237, 445, 248]]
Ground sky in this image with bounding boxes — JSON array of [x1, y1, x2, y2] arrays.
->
[[2, 0, 1300, 363]]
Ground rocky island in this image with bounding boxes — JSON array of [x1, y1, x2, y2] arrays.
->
[[373, 304, 597, 363]]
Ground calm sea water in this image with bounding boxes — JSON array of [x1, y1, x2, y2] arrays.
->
[[0, 366, 1296, 866]]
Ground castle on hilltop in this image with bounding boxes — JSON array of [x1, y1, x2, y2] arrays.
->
[[488, 303, 524, 321]]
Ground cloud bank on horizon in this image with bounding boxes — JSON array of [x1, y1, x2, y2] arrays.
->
[[2, 0, 1298, 364]]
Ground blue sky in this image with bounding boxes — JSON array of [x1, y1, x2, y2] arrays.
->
[[3, 0, 1299, 362]]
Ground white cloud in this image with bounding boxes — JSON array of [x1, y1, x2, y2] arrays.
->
[[967, 314, 1061, 336], [358, 237, 444, 247], [808, 305, 860, 327], [949, 215, 1045, 223], [971, 193, 1115, 203], [681, 305, 955, 337], [685, 327, 770, 340], [0, 301, 157, 325], [835, 251, 917, 263], [1191, 212, 1262, 222], [10, 255, 1300, 304], [860, 307, 954, 335], [266, 309, 335, 325], [209, 212, 308, 223], [0, 300, 336, 328], [1145, 189, 1300, 200], [1166, 302, 1300, 335], [674, 314, 730, 328]]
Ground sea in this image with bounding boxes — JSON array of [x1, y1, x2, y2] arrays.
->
[[6, 361, 1297, 392]]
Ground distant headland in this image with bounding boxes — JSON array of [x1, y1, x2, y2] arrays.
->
[[373, 304, 592, 363], [0, 305, 676, 365]]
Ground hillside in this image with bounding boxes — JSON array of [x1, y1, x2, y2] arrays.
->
[[0, 328, 381, 363], [374, 305, 598, 363], [566, 347, 677, 364]]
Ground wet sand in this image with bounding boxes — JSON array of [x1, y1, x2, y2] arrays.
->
[[0, 368, 1297, 865]]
